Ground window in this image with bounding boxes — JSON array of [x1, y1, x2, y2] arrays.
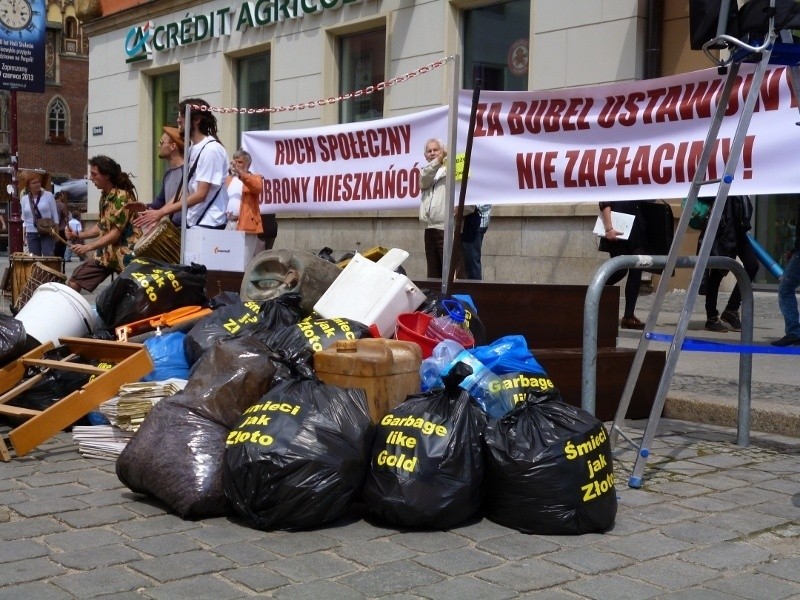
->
[[64, 17, 79, 54], [339, 28, 385, 123], [463, 0, 530, 91], [151, 72, 180, 199], [47, 97, 68, 143], [236, 52, 270, 141]]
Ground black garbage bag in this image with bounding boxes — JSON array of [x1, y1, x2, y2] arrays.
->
[[180, 336, 284, 428], [362, 382, 485, 530], [96, 258, 207, 328], [419, 293, 487, 346], [116, 336, 282, 518], [264, 316, 372, 378], [184, 292, 303, 366], [484, 388, 617, 535], [223, 377, 374, 530], [0, 315, 27, 365], [117, 400, 231, 518]]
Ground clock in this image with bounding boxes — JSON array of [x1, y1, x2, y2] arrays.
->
[[0, 0, 32, 32]]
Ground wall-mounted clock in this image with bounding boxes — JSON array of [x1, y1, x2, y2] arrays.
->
[[0, 0, 32, 32]]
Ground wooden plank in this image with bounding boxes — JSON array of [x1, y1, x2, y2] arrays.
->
[[0, 405, 42, 418], [0, 373, 45, 406], [414, 280, 621, 350], [0, 436, 10, 462], [21, 358, 108, 376], [7, 340, 154, 458], [0, 341, 54, 396], [534, 347, 666, 421]]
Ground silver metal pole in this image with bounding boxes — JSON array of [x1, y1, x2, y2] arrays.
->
[[180, 103, 191, 264], [442, 54, 460, 293]]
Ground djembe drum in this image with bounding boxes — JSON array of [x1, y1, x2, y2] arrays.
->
[[134, 218, 181, 265], [10, 253, 64, 310], [14, 262, 67, 313]]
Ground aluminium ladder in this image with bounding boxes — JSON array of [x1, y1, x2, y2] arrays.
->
[[608, 1, 800, 487]]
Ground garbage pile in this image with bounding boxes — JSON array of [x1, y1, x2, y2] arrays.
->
[[1, 248, 617, 535]]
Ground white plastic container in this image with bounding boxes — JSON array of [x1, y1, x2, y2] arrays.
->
[[313, 252, 426, 338], [15, 282, 97, 347]]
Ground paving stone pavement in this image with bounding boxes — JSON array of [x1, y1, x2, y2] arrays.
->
[[0, 419, 798, 599], [0, 255, 799, 598]]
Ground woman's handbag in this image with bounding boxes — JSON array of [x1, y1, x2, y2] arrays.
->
[[30, 197, 56, 235], [35, 218, 56, 235]]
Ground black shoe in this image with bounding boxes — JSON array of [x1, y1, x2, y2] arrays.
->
[[771, 334, 800, 347], [720, 310, 742, 332], [705, 317, 728, 333], [620, 316, 645, 330]]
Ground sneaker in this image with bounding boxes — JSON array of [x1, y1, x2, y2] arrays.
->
[[720, 310, 742, 332], [704, 317, 728, 332], [771, 334, 800, 347], [620, 316, 645, 330]]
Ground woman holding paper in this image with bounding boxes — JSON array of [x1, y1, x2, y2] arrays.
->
[[598, 201, 649, 330]]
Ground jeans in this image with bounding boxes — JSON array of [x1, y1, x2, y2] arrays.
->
[[462, 227, 487, 280], [26, 232, 56, 257], [778, 251, 800, 338]]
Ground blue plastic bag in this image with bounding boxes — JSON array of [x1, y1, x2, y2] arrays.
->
[[468, 335, 547, 375], [142, 332, 190, 382]]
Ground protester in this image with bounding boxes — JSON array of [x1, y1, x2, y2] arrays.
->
[[225, 150, 271, 253], [698, 195, 758, 333], [66, 156, 142, 293], [772, 203, 800, 346], [418, 138, 474, 278], [462, 204, 491, 280], [140, 126, 185, 229], [134, 98, 227, 230], [598, 200, 651, 329], [20, 170, 58, 257], [419, 138, 448, 278], [54, 190, 71, 259], [64, 212, 82, 262]]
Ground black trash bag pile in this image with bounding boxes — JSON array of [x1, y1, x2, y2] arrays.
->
[[116, 336, 282, 519], [96, 258, 208, 329], [223, 377, 374, 530], [184, 292, 303, 366], [484, 388, 617, 535], [362, 379, 486, 530], [264, 316, 372, 378], [10, 346, 108, 415], [0, 315, 27, 365], [418, 293, 487, 346]]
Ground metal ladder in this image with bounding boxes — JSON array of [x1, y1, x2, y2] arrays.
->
[[608, 2, 800, 487]]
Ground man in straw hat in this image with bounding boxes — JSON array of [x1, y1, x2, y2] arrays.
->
[[142, 125, 185, 228], [135, 98, 227, 230]]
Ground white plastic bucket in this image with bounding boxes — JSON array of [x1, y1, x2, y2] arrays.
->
[[16, 282, 97, 347]]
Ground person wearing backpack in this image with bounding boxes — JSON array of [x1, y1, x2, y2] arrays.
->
[[698, 195, 758, 333]]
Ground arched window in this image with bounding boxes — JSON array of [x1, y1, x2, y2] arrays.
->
[[47, 97, 68, 143], [65, 17, 78, 39]]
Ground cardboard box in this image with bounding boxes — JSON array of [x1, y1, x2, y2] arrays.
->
[[184, 229, 257, 272]]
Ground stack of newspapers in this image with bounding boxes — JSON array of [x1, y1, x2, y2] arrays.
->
[[72, 379, 187, 460]]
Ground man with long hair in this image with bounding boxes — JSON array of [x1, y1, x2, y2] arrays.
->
[[135, 98, 228, 230], [66, 155, 142, 293]]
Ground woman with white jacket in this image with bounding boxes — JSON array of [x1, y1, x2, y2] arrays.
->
[[20, 171, 59, 256]]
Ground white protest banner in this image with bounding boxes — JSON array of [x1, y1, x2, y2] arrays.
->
[[242, 106, 449, 213], [459, 64, 799, 205]]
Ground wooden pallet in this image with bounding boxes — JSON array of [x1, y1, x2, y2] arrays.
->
[[0, 337, 154, 460]]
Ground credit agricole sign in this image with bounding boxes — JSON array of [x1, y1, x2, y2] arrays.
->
[[125, 0, 372, 63]]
